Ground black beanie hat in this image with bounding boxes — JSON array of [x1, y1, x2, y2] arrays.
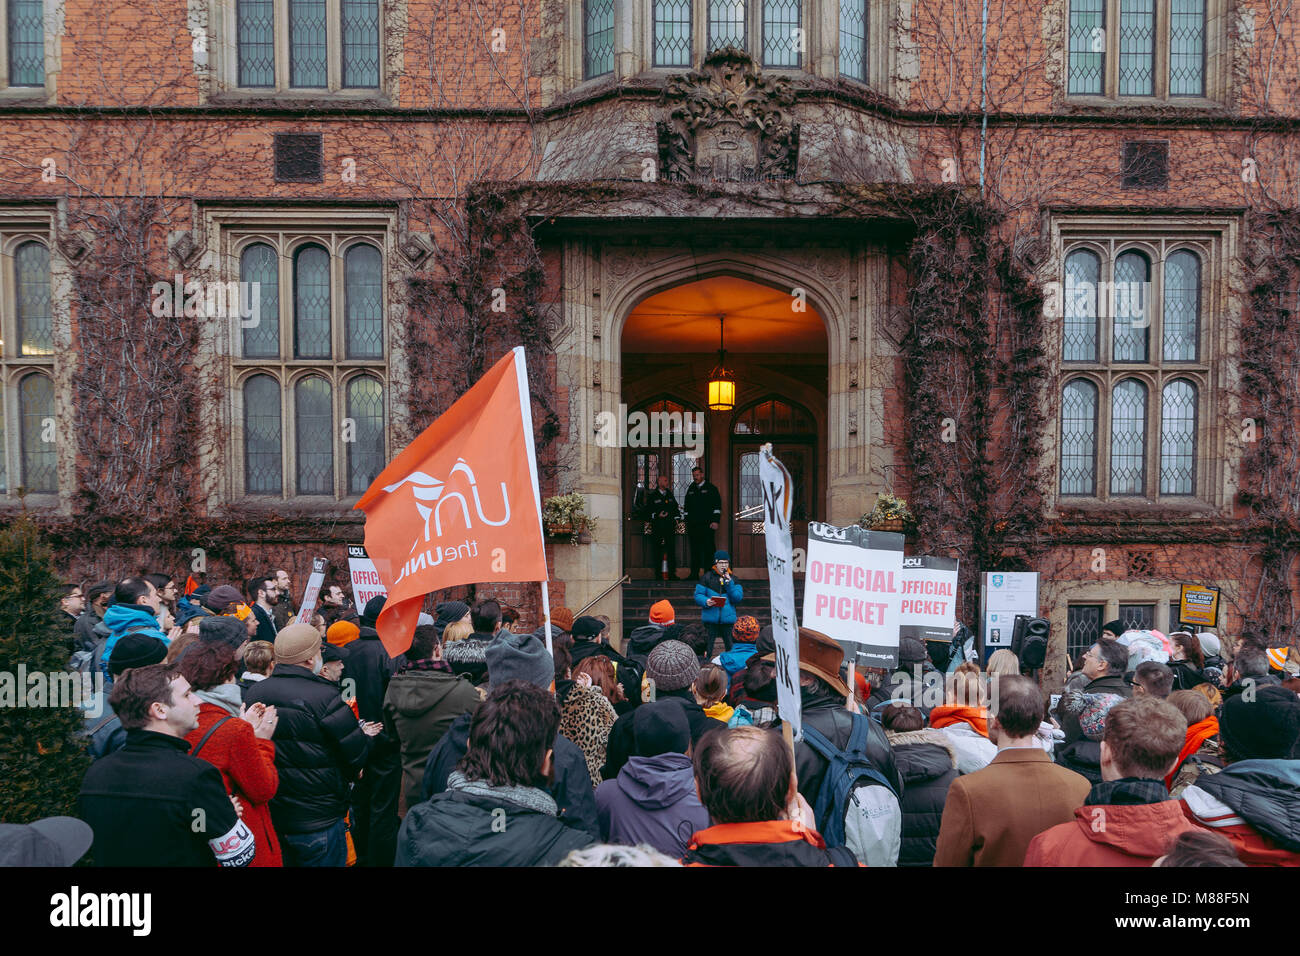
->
[[755, 625, 776, 658], [1101, 620, 1126, 639], [633, 698, 692, 757], [571, 616, 604, 640], [108, 634, 168, 677], [1220, 685, 1300, 760], [361, 595, 388, 628], [435, 600, 470, 628]]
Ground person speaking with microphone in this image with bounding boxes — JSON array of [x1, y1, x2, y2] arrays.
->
[[695, 550, 744, 657]]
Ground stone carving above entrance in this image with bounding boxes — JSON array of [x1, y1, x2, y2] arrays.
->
[[656, 48, 800, 183]]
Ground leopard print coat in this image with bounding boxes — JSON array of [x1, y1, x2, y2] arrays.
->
[[560, 684, 618, 788]]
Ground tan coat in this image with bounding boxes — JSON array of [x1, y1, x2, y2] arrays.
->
[[933, 748, 1091, 867]]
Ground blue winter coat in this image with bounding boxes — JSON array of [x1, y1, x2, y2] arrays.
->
[[694, 571, 743, 625], [716, 643, 757, 683], [100, 604, 169, 680]]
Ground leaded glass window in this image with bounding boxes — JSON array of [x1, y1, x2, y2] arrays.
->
[[1112, 250, 1149, 362], [1160, 379, 1196, 494], [1061, 379, 1098, 496], [7, 0, 44, 86], [1118, 0, 1155, 95], [1068, 0, 1104, 94], [18, 372, 54, 493], [839, 0, 868, 82], [244, 374, 283, 494], [340, 0, 379, 87], [1162, 249, 1199, 361], [241, 243, 280, 358], [344, 243, 383, 359], [1169, 0, 1205, 96], [237, 0, 276, 87], [294, 244, 331, 359], [654, 0, 692, 66], [295, 375, 334, 494], [346, 374, 384, 494], [1110, 378, 1147, 495], [289, 0, 328, 87], [584, 0, 615, 77], [14, 240, 50, 356], [762, 0, 800, 67], [1064, 249, 1100, 362], [708, 0, 746, 50]]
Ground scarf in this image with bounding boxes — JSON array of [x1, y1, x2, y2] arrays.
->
[[929, 705, 989, 737], [1086, 776, 1171, 806], [1166, 716, 1219, 789], [703, 701, 735, 723], [445, 770, 557, 816], [398, 658, 452, 675], [195, 683, 243, 717]]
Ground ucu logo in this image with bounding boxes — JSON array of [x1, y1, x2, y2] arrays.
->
[[383, 458, 511, 553], [809, 522, 847, 541]]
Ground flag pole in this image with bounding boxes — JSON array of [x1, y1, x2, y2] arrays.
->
[[541, 580, 553, 656]]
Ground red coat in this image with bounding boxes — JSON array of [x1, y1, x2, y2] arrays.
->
[[1181, 794, 1300, 866], [184, 702, 282, 867], [1024, 800, 1200, 866]]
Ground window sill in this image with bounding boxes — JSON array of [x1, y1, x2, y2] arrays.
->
[[1051, 498, 1224, 519], [1061, 95, 1225, 112], [207, 89, 394, 109], [227, 497, 367, 517], [0, 86, 52, 105]]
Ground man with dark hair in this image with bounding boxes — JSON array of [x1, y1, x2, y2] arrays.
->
[[272, 569, 296, 629], [319, 583, 355, 628], [384, 624, 481, 816], [422, 630, 600, 837], [142, 573, 178, 616], [570, 614, 641, 715], [397, 680, 596, 866], [682, 726, 855, 866], [1054, 640, 1132, 783], [58, 583, 84, 641], [1026, 697, 1199, 865], [78, 663, 255, 867], [1101, 620, 1126, 641], [935, 675, 1090, 866], [1223, 644, 1282, 700], [100, 577, 169, 684], [1132, 660, 1175, 699], [245, 623, 374, 866], [74, 580, 114, 655], [1180, 684, 1300, 864], [470, 599, 502, 637], [644, 473, 680, 582], [246, 573, 279, 643], [683, 465, 722, 580]]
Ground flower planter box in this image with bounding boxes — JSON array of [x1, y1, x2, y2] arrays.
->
[[870, 518, 906, 532]]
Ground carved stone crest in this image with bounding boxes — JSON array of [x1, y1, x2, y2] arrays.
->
[[656, 47, 799, 182]]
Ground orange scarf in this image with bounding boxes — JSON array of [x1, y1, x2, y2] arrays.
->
[[929, 705, 989, 738], [1166, 716, 1218, 789]]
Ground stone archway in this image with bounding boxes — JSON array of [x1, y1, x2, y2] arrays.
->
[[551, 238, 895, 641]]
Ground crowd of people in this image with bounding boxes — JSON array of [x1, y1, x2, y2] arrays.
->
[[6, 572, 1297, 868]]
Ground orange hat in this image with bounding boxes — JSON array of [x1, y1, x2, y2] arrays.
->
[[1267, 647, 1288, 672], [649, 600, 675, 625], [228, 603, 253, 622], [327, 620, 360, 647], [550, 607, 574, 633]]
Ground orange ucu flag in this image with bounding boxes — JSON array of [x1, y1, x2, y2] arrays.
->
[[354, 347, 549, 656]]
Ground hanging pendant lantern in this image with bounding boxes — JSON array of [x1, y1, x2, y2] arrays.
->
[[707, 314, 736, 411]]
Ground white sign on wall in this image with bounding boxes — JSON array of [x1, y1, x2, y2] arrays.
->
[[981, 571, 1039, 650]]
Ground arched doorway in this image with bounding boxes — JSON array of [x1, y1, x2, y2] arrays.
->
[[621, 274, 828, 576]]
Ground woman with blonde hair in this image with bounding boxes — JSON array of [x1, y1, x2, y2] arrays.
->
[[985, 649, 1020, 678], [442, 619, 473, 645], [928, 662, 995, 773]]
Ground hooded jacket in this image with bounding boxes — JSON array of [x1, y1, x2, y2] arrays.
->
[[349, 626, 399, 723], [444, 636, 492, 685], [1181, 759, 1300, 865], [383, 664, 481, 813], [886, 729, 960, 866], [1025, 778, 1200, 866], [243, 663, 372, 834], [626, 623, 667, 667], [421, 711, 600, 837], [594, 752, 711, 857], [601, 689, 726, 781], [397, 772, 594, 866], [1169, 659, 1209, 692], [99, 604, 169, 680], [694, 570, 743, 626], [716, 643, 757, 682]]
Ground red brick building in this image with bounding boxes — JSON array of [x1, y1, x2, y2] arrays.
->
[[1, 0, 1297, 683]]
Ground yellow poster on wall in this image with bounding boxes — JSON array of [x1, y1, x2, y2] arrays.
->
[[1178, 584, 1220, 628]]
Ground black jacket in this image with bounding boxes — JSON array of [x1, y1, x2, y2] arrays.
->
[[643, 487, 680, 523], [601, 690, 726, 781], [886, 729, 959, 867], [571, 638, 642, 716], [79, 729, 254, 867], [349, 627, 399, 723], [627, 623, 667, 667], [1053, 672, 1130, 784], [397, 783, 594, 866], [443, 636, 492, 686], [683, 479, 722, 526], [421, 711, 600, 837], [1169, 659, 1208, 692], [244, 664, 372, 834], [794, 686, 901, 808], [251, 603, 278, 644]]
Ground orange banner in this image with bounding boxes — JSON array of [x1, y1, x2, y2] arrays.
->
[[354, 347, 548, 656]]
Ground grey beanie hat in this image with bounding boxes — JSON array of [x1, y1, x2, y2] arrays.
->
[[486, 631, 554, 692], [647, 639, 700, 692]]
